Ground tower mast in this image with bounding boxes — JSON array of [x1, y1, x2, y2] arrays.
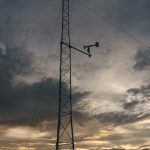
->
[[56, 0, 74, 149], [56, 0, 99, 149]]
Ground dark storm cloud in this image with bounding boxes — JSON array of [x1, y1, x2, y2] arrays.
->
[[0, 77, 83, 126], [72, 110, 150, 129], [0, 45, 34, 87], [72, 83, 150, 128], [122, 84, 150, 111], [94, 112, 149, 126], [123, 100, 139, 110], [74, 81, 150, 126], [134, 47, 150, 70], [127, 84, 150, 98], [73, 111, 92, 127], [7, 47, 33, 75], [0, 78, 90, 126], [0, 45, 34, 125], [0, 0, 92, 130], [0, 45, 90, 127], [0, 0, 61, 49], [0, 75, 90, 127]]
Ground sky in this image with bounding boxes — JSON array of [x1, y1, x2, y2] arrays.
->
[[0, 0, 150, 149]]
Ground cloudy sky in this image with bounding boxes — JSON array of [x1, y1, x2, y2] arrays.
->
[[0, 0, 150, 149]]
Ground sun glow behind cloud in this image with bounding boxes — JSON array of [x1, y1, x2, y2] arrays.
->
[[17, 147, 36, 150], [3, 127, 49, 139]]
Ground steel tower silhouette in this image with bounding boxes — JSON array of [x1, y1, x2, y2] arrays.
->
[[56, 0, 99, 149], [56, 0, 74, 149]]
